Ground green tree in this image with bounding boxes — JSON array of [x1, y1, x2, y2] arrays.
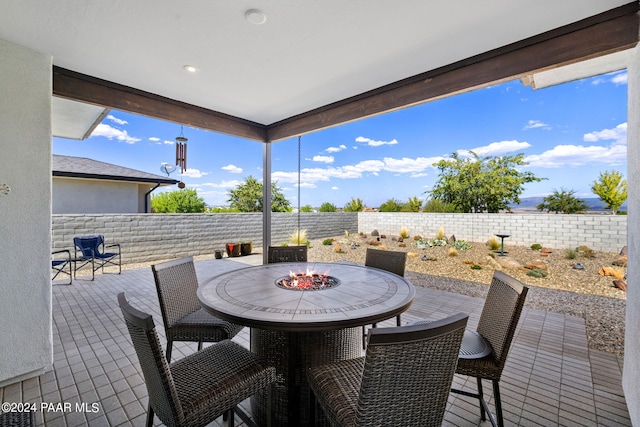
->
[[591, 170, 627, 214], [422, 198, 461, 213], [319, 202, 337, 212], [300, 204, 314, 212], [151, 188, 206, 213], [379, 198, 403, 212], [429, 152, 544, 213], [206, 206, 240, 213], [227, 176, 292, 212], [400, 196, 423, 212], [343, 197, 365, 212], [537, 188, 589, 214]]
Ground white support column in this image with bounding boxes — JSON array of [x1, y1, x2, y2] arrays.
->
[[623, 42, 640, 425], [0, 39, 53, 386], [262, 142, 272, 265]]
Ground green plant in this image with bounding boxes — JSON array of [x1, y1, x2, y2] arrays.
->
[[379, 198, 403, 212], [319, 202, 337, 212], [470, 264, 482, 270], [428, 152, 544, 213], [591, 170, 627, 215], [436, 226, 445, 240], [531, 243, 542, 251], [536, 188, 588, 214], [289, 229, 309, 247], [300, 204, 314, 212], [565, 248, 578, 259], [227, 175, 292, 212], [487, 236, 500, 251], [448, 248, 458, 257], [151, 188, 206, 213], [453, 240, 471, 250], [343, 197, 365, 212], [527, 269, 547, 278], [322, 239, 333, 245], [399, 226, 410, 239]]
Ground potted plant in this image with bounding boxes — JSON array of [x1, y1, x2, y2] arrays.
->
[[240, 241, 252, 256], [226, 242, 240, 257]]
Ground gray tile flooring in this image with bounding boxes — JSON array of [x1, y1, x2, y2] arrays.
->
[[0, 255, 630, 426]]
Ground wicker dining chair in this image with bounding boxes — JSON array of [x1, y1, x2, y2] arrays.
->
[[453, 270, 528, 427], [267, 245, 308, 263], [151, 256, 244, 362], [362, 248, 407, 347], [308, 312, 468, 427], [117, 293, 276, 427]]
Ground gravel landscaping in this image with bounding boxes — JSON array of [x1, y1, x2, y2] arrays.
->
[[303, 234, 627, 356]]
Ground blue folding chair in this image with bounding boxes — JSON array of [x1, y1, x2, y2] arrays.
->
[[73, 235, 121, 281], [52, 249, 72, 285]]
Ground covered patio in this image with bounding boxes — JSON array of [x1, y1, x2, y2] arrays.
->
[[1, 1, 639, 425], [1, 256, 630, 426]]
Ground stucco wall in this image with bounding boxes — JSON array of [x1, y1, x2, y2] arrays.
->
[[623, 42, 639, 425], [53, 177, 152, 214], [0, 41, 52, 386], [358, 212, 627, 253], [51, 212, 358, 264]]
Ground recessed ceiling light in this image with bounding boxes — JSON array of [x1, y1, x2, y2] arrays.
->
[[245, 9, 267, 25], [183, 65, 198, 73]]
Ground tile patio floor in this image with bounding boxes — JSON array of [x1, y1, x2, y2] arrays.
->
[[0, 255, 630, 426]]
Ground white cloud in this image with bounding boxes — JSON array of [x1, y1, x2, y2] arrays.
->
[[523, 120, 551, 130], [148, 137, 160, 142], [90, 123, 141, 144], [181, 168, 209, 178], [355, 136, 398, 147], [458, 140, 531, 157], [163, 140, 174, 145], [222, 164, 243, 173], [312, 155, 334, 164], [325, 144, 347, 153], [106, 114, 127, 125], [611, 72, 627, 86], [525, 143, 627, 168], [583, 123, 627, 144], [382, 157, 441, 173], [296, 182, 317, 188], [410, 172, 428, 178], [331, 186, 339, 190], [201, 180, 243, 188]]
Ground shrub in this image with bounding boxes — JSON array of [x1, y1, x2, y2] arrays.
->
[[289, 229, 310, 247], [470, 264, 482, 270], [436, 226, 445, 240], [413, 235, 422, 241], [565, 248, 577, 259], [448, 248, 458, 257], [453, 240, 472, 250], [531, 243, 542, 251], [487, 236, 500, 251], [368, 240, 381, 246], [527, 269, 547, 278], [399, 226, 410, 239], [322, 239, 333, 245]]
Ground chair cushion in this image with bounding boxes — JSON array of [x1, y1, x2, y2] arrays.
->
[[170, 340, 276, 426], [308, 357, 364, 427], [168, 308, 243, 342]]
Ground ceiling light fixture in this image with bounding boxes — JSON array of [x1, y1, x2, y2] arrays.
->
[[245, 9, 267, 25], [183, 65, 198, 73]]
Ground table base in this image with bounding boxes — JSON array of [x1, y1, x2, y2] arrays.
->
[[251, 327, 361, 426]]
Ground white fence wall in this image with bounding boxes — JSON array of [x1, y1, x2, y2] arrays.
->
[[358, 212, 627, 252]]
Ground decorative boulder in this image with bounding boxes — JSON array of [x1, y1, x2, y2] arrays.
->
[[526, 260, 548, 271]]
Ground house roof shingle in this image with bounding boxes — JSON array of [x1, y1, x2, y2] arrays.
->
[[52, 155, 179, 185]]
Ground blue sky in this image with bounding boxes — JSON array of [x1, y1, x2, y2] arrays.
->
[[53, 71, 628, 209]]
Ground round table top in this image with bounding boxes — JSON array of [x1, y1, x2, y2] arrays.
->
[[198, 262, 415, 332]]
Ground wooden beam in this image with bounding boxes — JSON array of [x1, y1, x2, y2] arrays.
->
[[267, 3, 639, 142], [53, 67, 268, 142]]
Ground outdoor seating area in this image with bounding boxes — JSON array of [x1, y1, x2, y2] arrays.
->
[[71, 235, 121, 281], [4, 255, 631, 426]]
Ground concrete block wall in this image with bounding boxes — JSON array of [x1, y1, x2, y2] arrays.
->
[[52, 212, 358, 264], [358, 212, 627, 252]]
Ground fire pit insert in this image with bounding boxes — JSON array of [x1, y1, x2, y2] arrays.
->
[[276, 271, 340, 291]]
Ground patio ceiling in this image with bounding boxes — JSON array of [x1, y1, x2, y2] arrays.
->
[[1, 1, 638, 142]]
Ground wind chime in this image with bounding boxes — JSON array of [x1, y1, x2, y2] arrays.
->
[[175, 125, 188, 188]]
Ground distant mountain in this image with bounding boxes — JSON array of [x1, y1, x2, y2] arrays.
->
[[510, 197, 627, 212]]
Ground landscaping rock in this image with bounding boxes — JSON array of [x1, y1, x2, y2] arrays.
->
[[612, 257, 627, 267], [371, 229, 379, 237], [613, 279, 627, 292], [526, 260, 548, 271], [620, 246, 628, 257], [573, 263, 585, 270], [541, 248, 553, 254], [448, 235, 456, 244], [496, 257, 523, 269]]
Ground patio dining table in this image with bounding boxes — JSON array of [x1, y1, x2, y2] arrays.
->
[[197, 261, 415, 426]]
